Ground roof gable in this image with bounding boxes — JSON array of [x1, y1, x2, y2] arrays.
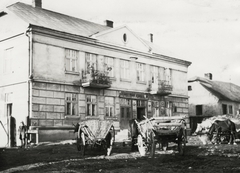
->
[[92, 25, 151, 53], [189, 76, 240, 102], [7, 2, 111, 37]]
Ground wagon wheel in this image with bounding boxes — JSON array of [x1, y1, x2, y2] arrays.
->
[[137, 134, 147, 156], [77, 132, 86, 156], [149, 131, 156, 158], [178, 133, 186, 155]]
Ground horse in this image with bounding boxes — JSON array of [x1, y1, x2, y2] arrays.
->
[[18, 121, 28, 148], [208, 119, 237, 145], [129, 119, 139, 151]]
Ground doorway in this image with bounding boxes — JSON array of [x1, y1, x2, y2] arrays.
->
[[7, 103, 16, 147], [120, 107, 132, 130], [137, 107, 145, 120]]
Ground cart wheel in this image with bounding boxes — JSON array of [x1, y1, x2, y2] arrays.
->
[[137, 135, 147, 156], [178, 135, 186, 155], [80, 132, 86, 156], [149, 131, 156, 158]]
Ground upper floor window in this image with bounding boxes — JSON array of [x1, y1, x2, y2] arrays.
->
[[164, 68, 172, 85], [120, 60, 130, 80], [86, 53, 97, 73], [86, 95, 97, 116], [65, 93, 78, 116], [151, 66, 159, 84], [137, 63, 145, 82], [104, 56, 114, 77], [4, 47, 13, 74], [105, 97, 115, 117], [65, 49, 78, 72]]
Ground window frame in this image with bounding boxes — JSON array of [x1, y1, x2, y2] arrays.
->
[[104, 56, 114, 78], [65, 93, 78, 116], [86, 95, 97, 116], [137, 63, 145, 82], [3, 47, 14, 74], [120, 60, 130, 80], [105, 97, 115, 117], [65, 49, 78, 73], [85, 52, 97, 73]]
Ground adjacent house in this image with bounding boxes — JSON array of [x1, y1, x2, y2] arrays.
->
[[0, 0, 191, 147], [188, 73, 240, 132]]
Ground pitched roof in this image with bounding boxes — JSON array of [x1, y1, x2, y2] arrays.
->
[[7, 2, 111, 37], [188, 76, 240, 102]]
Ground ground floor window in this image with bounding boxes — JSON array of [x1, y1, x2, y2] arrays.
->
[[86, 95, 97, 116], [105, 97, 115, 117], [196, 105, 203, 115], [229, 105, 233, 114], [65, 93, 78, 116]]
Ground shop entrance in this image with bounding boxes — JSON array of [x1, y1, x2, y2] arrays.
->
[[120, 107, 132, 130], [137, 107, 145, 120]]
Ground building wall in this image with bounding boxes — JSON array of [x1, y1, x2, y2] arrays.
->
[[0, 34, 29, 147], [28, 31, 190, 142], [188, 81, 240, 117]]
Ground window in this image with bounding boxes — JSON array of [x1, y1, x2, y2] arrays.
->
[[137, 100, 145, 107], [120, 60, 130, 80], [86, 95, 97, 116], [86, 53, 97, 73], [65, 49, 78, 72], [137, 63, 145, 82], [164, 68, 172, 85], [196, 105, 203, 115], [229, 105, 233, 114], [120, 98, 131, 106], [4, 47, 13, 74], [105, 97, 115, 117], [65, 93, 78, 116], [151, 66, 159, 84], [153, 101, 159, 117], [104, 56, 114, 77], [188, 85, 192, 91], [222, 104, 227, 114]]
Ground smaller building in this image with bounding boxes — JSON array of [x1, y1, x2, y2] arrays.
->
[[188, 73, 240, 133]]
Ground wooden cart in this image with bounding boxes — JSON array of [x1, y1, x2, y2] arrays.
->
[[75, 119, 115, 156], [134, 116, 187, 158]]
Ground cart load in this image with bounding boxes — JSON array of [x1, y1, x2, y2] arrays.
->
[[74, 119, 115, 156]]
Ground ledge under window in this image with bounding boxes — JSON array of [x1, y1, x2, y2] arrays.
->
[[65, 115, 80, 119], [65, 71, 80, 75], [120, 78, 131, 83], [137, 81, 147, 85]]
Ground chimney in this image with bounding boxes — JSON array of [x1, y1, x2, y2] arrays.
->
[[149, 33, 153, 43], [204, 73, 213, 80], [105, 20, 113, 28], [32, 0, 42, 8]]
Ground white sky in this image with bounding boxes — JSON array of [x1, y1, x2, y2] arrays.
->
[[1, 0, 240, 86]]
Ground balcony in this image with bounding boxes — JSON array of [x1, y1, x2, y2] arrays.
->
[[148, 80, 173, 96], [81, 69, 112, 89]]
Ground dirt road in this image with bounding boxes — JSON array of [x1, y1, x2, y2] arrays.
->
[[1, 136, 240, 173]]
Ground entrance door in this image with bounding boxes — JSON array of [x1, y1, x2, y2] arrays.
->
[[7, 104, 16, 147], [120, 107, 132, 130], [137, 108, 145, 120]]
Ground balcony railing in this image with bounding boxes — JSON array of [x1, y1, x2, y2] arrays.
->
[[148, 80, 173, 96], [81, 70, 112, 89]]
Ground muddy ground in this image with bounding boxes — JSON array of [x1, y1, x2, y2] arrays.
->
[[1, 136, 240, 173]]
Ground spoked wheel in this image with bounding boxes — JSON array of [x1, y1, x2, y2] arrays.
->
[[137, 135, 147, 156], [178, 135, 186, 155]]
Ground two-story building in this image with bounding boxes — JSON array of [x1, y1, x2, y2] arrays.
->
[[0, 0, 191, 147]]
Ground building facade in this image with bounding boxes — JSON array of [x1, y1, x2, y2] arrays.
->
[[188, 74, 240, 133], [0, 1, 191, 147]]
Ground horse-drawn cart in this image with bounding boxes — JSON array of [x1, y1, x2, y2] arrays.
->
[[132, 116, 187, 158], [74, 119, 115, 156]]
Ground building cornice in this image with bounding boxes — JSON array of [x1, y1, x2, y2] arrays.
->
[[29, 25, 192, 67]]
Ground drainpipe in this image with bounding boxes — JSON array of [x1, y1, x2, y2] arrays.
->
[[25, 27, 33, 127]]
